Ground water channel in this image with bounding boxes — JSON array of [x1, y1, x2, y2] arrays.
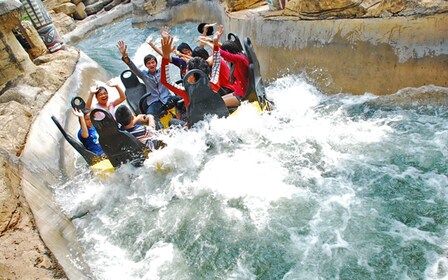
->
[[49, 17, 448, 279]]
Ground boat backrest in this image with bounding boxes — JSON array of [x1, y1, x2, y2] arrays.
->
[[243, 37, 267, 107], [183, 69, 229, 127], [90, 108, 146, 167], [120, 70, 147, 115]]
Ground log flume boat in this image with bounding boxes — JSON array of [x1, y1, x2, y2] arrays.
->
[[52, 35, 272, 175]]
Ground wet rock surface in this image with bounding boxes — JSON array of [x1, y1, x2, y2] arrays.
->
[[0, 47, 79, 280]]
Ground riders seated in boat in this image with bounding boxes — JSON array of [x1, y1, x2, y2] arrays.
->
[[72, 107, 105, 156], [192, 46, 236, 101], [198, 25, 249, 108], [160, 27, 223, 110], [116, 39, 177, 129], [146, 27, 188, 78]]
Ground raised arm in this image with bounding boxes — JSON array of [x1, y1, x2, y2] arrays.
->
[[210, 25, 224, 85], [160, 35, 188, 101], [72, 108, 88, 138], [199, 23, 216, 48], [117, 40, 128, 58], [107, 79, 126, 107], [86, 85, 97, 109], [146, 35, 163, 57], [116, 40, 146, 81]]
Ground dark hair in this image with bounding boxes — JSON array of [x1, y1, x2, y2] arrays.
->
[[81, 108, 91, 115], [192, 47, 209, 60], [95, 86, 108, 96], [176, 42, 192, 54], [115, 105, 133, 127], [187, 57, 210, 81], [221, 40, 241, 54], [144, 54, 157, 65], [197, 23, 214, 36]]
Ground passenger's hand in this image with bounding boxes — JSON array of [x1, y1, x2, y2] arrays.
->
[[106, 79, 119, 88], [116, 40, 127, 57], [216, 24, 224, 38], [213, 25, 224, 46], [161, 35, 173, 59], [146, 35, 154, 45], [90, 84, 98, 94], [72, 108, 84, 117], [160, 26, 170, 38]]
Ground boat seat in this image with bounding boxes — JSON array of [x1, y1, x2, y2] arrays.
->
[[243, 37, 269, 108], [120, 70, 147, 115], [90, 108, 146, 167], [51, 115, 105, 166]]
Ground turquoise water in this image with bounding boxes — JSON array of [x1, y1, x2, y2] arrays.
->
[[59, 17, 448, 280]]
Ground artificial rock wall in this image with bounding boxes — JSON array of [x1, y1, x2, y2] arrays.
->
[[0, 2, 36, 90], [131, 0, 448, 94]]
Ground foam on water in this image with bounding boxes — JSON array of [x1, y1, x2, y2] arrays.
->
[[62, 18, 448, 279]]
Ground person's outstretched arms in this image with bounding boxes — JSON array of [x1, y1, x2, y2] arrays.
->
[[209, 25, 223, 85], [146, 35, 164, 57], [160, 35, 188, 101], [116, 40, 147, 81], [72, 108, 88, 138], [86, 84, 97, 109], [107, 79, 126, 107], [117, 40, 128, 61]]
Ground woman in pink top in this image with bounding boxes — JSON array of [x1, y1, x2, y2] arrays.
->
[[219, 38, 249, 107], [86, 79, 126, 117]]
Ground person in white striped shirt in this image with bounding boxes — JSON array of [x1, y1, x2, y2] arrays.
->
[[115, 105, 157, 150]]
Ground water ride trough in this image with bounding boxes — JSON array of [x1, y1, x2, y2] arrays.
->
[[51, 36, 272, 174]]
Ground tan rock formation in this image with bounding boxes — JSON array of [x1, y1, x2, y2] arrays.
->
[[144, 0, 165, 15], [53, 2, 77, 15], [224, 0, 265, 12], [284, 0, 366, 18], [74, 1, 87, 19], [49, 10, 77, 34], [18, 21, 48, 59], [0, 1, 36, 89], [277, 0, 448, 18]]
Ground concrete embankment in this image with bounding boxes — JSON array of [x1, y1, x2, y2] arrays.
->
[[19, 51, 111, 279]]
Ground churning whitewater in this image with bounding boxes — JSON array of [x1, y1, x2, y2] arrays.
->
[[54, 73, 448, 279], [51, 18, 448, 280]]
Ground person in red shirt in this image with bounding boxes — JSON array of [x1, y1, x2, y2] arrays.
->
[[198, 25, 249, 108], [219, 39, 249, 107], [192, 46, 236, 97]]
